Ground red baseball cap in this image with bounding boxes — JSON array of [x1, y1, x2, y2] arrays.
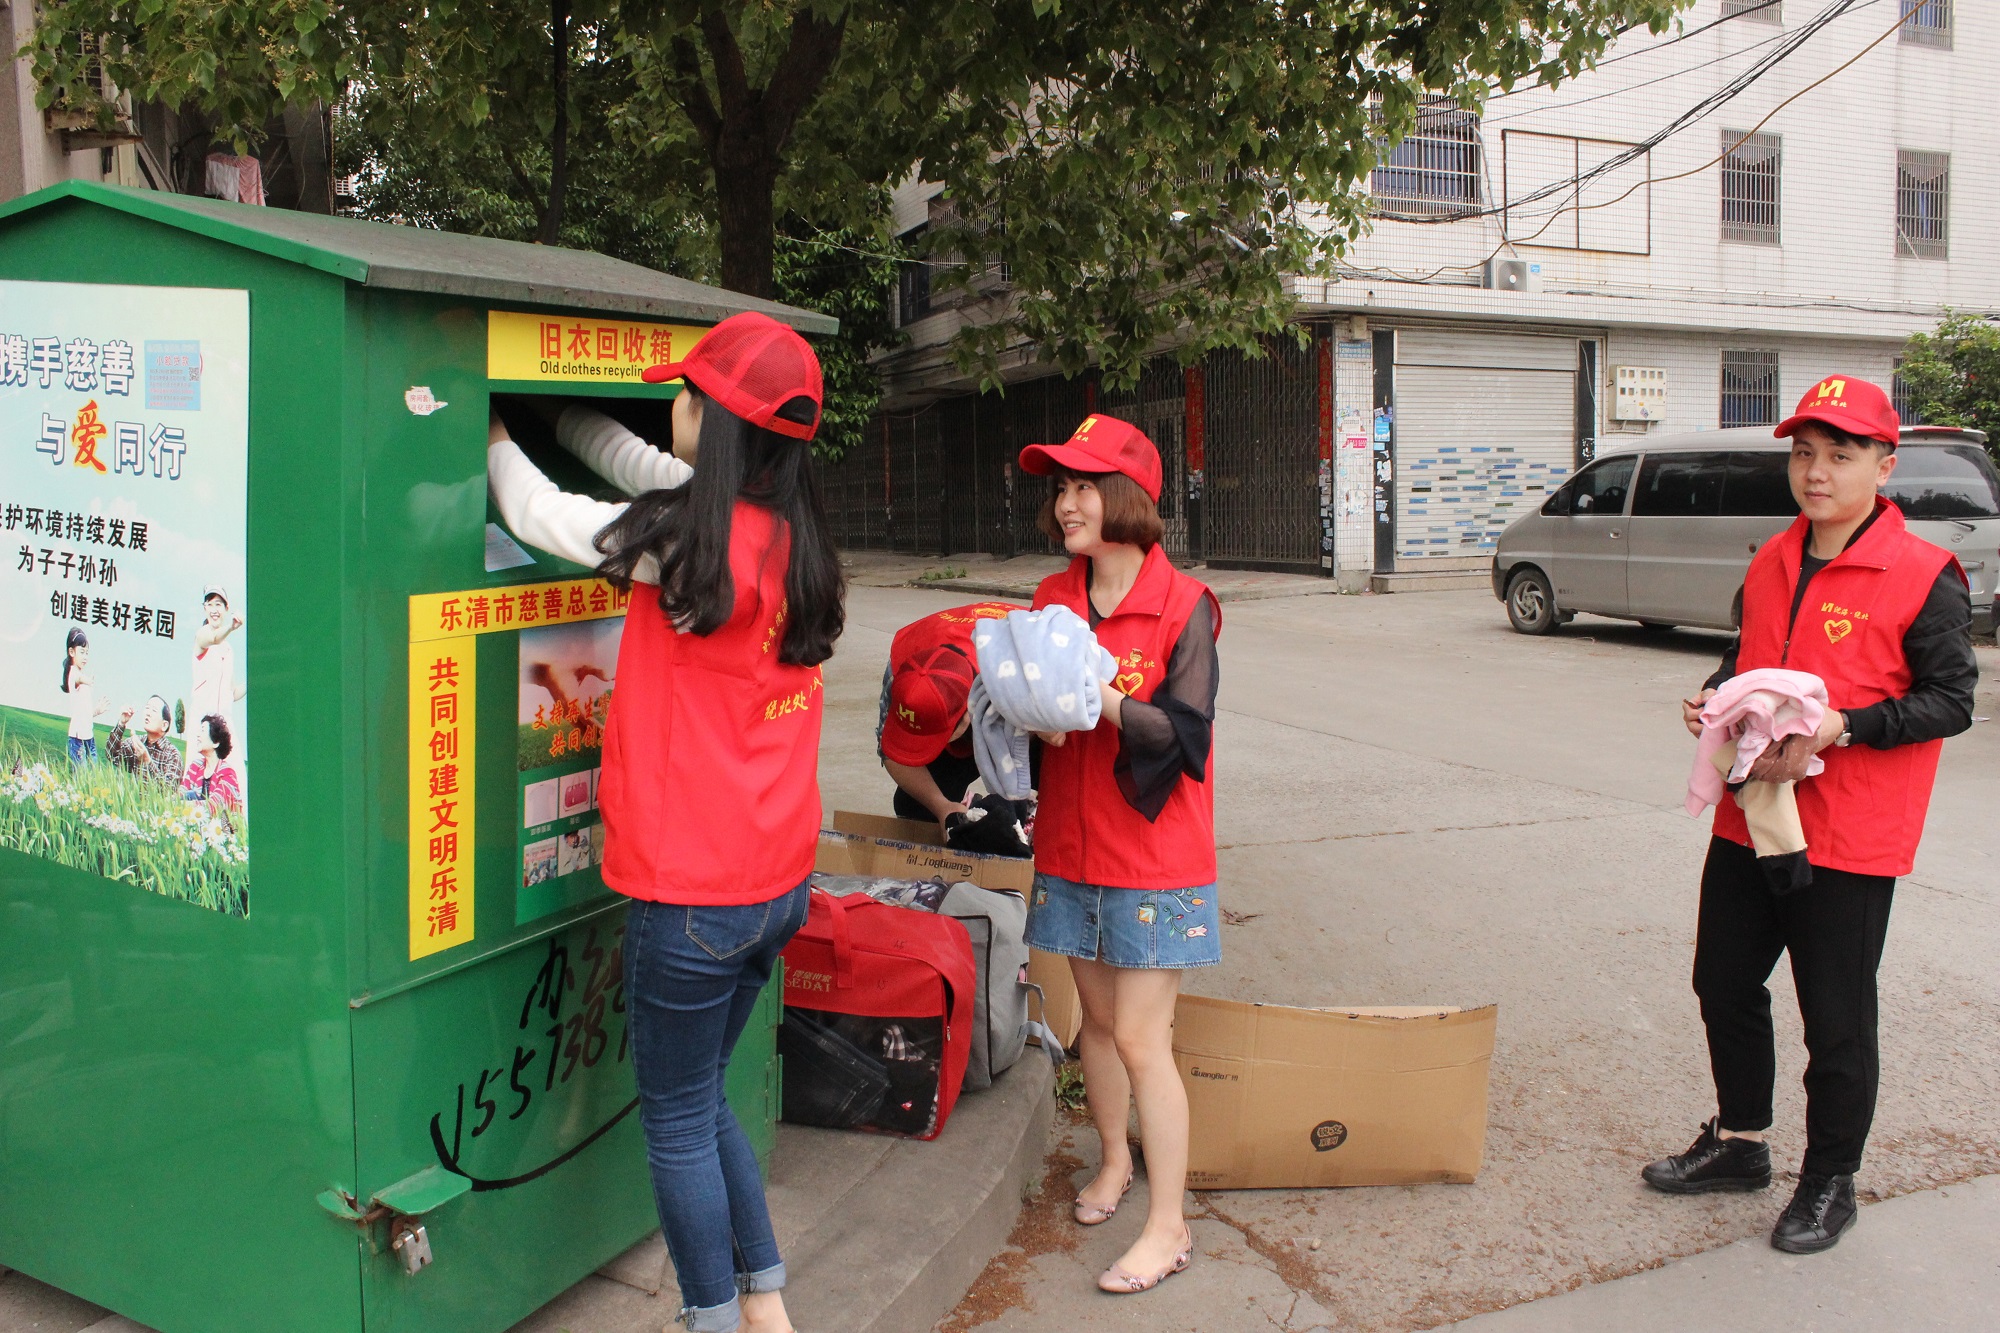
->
[[1019, 414, 1163, 502], [880, 645, 977, 765], [642, 311, 824, 441], [1775, 374, 1899, 448]]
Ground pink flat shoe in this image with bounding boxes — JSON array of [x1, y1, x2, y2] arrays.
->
[[1097, 1227, 1193, 1293], [1072, 1172, 1134, 1226]]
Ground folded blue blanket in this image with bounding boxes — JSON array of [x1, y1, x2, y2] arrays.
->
[[967, 607, 1116, 799]]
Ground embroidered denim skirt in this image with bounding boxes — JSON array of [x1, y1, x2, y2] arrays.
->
[[1024, 871, 1222, 970]]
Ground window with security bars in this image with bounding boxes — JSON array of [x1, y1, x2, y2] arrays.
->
[[1722, 0, 1780, 21], [1896, 150, 1949, 259], [1370, 97, 1483, 219], [1720, 131, 1781, 245], [1900, 0, 1951, 49], [1893, 362, 1923, 425], [1720, 350, 1781, 428]]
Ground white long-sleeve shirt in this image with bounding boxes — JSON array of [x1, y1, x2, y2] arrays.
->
[[487, 405, 692, 582]]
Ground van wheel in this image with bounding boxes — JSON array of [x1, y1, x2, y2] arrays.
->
[[1506, 567, 1560, 635]]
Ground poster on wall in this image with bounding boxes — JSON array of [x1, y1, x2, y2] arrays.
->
[[517, 618, 620, 923], [0, 280, 251, 916]]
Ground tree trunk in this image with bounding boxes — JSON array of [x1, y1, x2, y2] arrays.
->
[[538, 0, 571, 245], [715, 153, 779, 298]]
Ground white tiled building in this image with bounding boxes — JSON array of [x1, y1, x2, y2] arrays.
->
[[871, 0, 1987, 582]]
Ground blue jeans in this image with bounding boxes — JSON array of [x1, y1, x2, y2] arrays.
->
[[625, 881, 810, 1332], [67, 736, 96, 765]]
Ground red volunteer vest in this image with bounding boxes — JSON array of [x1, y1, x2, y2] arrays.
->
[[1031, 546, 1221, 890], [884, 602, 1020, 758], [599, 501, 823, 905], [1714, 499, 1960, 877]]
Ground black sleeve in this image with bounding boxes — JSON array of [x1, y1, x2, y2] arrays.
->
[[1703, 638, 1740, 693], [1111, 596, 1219, 821], [1842, 566, 1979, 749]]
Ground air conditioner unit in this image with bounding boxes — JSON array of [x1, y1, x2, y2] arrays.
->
[[1482, 258, 1542, 293]]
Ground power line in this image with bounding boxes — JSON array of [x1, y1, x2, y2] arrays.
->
[[1484, 0, 1889, 127], [1343, 0, 1912, 281], [1485, 0, 1788, 101]]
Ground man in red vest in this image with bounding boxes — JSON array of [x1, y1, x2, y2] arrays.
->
[[877, 603, 1020, 826], [1643, 375, 1977, 1252]]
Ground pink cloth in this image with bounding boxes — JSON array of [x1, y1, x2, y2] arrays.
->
[[1685, 668, 1828, 817]]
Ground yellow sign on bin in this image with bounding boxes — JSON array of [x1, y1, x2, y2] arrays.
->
[[487, 309, 708, 384], [409, 635, 476, 959], [406, 578, 630, 959]]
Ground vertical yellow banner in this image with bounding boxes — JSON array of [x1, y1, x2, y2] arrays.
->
[[410, 636, 477, 959]]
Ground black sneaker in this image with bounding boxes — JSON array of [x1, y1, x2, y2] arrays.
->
[[1641, 1118, 1773, 1194], [1770, 1173, 1857, 1254]]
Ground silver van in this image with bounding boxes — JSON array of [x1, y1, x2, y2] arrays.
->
[[1492, 426, 1999, 637]]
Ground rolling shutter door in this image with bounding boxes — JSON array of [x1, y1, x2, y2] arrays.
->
[[1393, 331, 1577, 562]]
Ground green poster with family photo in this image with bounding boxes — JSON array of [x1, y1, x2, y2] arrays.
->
[[0, 280, 250, 916]]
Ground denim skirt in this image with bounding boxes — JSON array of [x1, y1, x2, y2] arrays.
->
[[1023, 871, 1222, 970]]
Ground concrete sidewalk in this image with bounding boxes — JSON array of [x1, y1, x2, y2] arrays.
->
[[1447, 1173, 2000, 1332]]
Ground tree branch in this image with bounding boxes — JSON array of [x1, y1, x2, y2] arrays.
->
[[699, 8, 752, 116], [498, 141, 549, 219], [759, 8, 848, 157], [669, 34, 722, 154]]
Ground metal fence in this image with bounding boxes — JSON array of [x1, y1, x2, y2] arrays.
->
[[821, 330, 1329, 570]]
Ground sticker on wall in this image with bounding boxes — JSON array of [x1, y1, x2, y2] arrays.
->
[[0, 280, 251, 918], [405, 386, 449, 416]]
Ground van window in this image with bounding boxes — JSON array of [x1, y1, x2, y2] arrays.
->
[[1883, 445, 2000, 519], [1544, 455, 1635, 516], [1633, 452, 1729, 517], [1720, 451, 1800, 517]]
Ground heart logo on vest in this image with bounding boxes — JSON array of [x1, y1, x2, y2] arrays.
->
[[1114, 671, 1145, 696], [1824, 618, 1853, 645]]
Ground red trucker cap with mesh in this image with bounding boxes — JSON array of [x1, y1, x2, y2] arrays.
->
[[1775, 375, 1900, 448], [880, 645, 977, 766], [641, 311, 824, 441], [1018, 414, 1164, 502]]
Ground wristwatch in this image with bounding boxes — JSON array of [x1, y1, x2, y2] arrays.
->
[[1834, 713, 1852, 748]]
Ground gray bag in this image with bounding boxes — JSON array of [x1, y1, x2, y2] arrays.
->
[[939, 881, 1064, 1090]]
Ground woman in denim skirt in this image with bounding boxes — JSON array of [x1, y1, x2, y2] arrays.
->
[[488, 313, 844, 1333], [1015, 415, 1222, 1296]]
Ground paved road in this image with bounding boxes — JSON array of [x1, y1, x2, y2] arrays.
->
[[5, 581, 1993, 1333], [868, 585, 1996, 1333]]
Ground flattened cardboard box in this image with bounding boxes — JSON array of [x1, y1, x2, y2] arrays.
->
[[1176, 995, 1497, 1189], [820, 813, 1080, 1048]]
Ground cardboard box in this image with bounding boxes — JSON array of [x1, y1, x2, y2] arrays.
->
[[1175, 995, 1497, 1189], [818, 813, 1079, 1048]]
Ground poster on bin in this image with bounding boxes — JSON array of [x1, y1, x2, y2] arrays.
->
[[516, 618, 619, 924], [0, 280, 251, 917]]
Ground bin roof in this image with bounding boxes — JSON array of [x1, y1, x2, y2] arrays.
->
[[0, 181, 838, 334]]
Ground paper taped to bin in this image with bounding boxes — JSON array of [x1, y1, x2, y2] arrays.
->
[[1175, 995, 1496, 1189]]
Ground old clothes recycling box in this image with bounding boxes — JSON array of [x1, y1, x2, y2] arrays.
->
[[0, 182, 835, 1332]]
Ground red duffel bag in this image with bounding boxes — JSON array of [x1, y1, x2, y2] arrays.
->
[[778, 888, 975, 1140]]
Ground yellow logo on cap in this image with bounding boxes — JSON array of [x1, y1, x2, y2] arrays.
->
[[1075, 416, 1099, 437], [896, 704, 920, 727], [1811, 378, 1848, 406]]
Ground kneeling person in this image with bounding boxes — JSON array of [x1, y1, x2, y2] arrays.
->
[[877, 603, 1019, 828]]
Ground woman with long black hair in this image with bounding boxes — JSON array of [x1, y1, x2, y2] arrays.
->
[[488, 312, 843, 1333]]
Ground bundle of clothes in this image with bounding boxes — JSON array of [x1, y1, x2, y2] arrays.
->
[[1685, 667, 1829, 894]]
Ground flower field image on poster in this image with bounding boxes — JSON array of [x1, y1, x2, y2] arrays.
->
[[516, 617, 618, 923], [0, 281, 250, 916]]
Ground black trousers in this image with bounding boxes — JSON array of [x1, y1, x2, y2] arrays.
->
[[1692, 835, 1896, 1177]]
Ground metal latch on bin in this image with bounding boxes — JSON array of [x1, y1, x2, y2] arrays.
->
[[317, 1165, 470, 1271]]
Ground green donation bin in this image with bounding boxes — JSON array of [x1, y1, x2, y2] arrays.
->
[[0, 181, 836, 1332]]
